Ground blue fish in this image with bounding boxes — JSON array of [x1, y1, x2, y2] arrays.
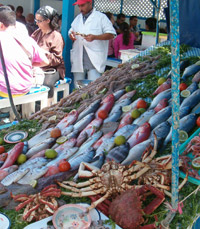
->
[[149, 106, 171, 129], [149, 89, 171, 109], [182, 62, 200, 81], [180, 89, 200, 109], [110, 98, 132, 115], [167, 106, 191, 125], [186, 82, 198, 94], [114, 124, 138, 139], [167, 60, 190, 78], [113, 89, 125, 100], [104, 107, 122, 123], [106, 143, 129, 163]]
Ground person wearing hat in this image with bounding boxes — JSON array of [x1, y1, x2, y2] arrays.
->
[[69, 0, 116, 88], [31, 6, 65, 105]]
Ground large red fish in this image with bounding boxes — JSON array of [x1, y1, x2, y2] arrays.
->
[[56, 110, 78, 130], [153, 78, 171, 96], [154, 98, 168, 113], [127, 122, 151, 148], [95, 94, 115, 118]]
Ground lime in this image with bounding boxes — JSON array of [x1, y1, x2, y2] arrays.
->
[[131, 109, 141, 119], [56, 136, 68, 144], [122, 105, 132, 113], [192, 157, 200, 170], [98, 88, 107, 94], [45, 149, 58, 159], [30, 179, 38, 188], [17, 154, 27, 165], [48, 115, 57, 121], [125, 85, 133, 93], [181, 89, 191, 98], [179, 130, 188, 143], [138, 108, 146, 114], [114, 135, 126, 146], [0, 138, 3, 145], [158, 77, 166, 85]]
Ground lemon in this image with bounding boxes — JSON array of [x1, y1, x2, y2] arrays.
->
[[56, 136, 68, 144], [131, 109, 141, 119], [30, 179, 38, 188], [122, 105, 132, 113], [179, 130, 188, 143], [138, 108, 146, 114], [45, 149, 58, 159], [125, 85, 133, 92], [0, 138, 3, 145], [114, 135, 126, 146], [158, 77, 166, 85], [17, 154, 27, 165], [192, 157, 200, 170], [181, 89, 191, 98], [48, 115, 57, 121]]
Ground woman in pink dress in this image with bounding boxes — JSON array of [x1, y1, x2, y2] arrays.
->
[[114, 22, 136, 58]]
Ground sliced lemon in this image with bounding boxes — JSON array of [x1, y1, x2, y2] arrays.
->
[[131, 64, 140, 69], [48, 115, 57, 121], [122, 105, 132, 113], [56, 136, 68, 144], [30, 179, 37, 188], [181, 90, 191, 98], [192, 157, 200, 170], [179, 130, 188, 143]]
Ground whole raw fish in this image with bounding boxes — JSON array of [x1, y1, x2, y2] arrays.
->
[[52, 131, 75, 149], [28, 128, 52, 149], [0, 142, 24, 170], [118, 90, 136, 101], [182, 61, 200, 81], [95, 94, 115, 117], [76, 118, 103, 147], [26, 138, 56, 158], [113, 89, 125, 100], [154, 98, 168, 113], [149, 89, 171, 109], [121, 98, 143, 118], [54, 138, 77, 155], [95, 137, 115, 158], [66, 130, 79, 140], [56, 110, 78, 130], [1, 168, 30, 186], [110, 98, 132, 115], [76, 99, 101, 122], [106, 143, 129, 163], [180, 89, 200, 109], [122, 139, 152, 165], [153, 78, 171, 95], [167, 60, 190, 78], [19, 157, 48, 170], [191, 102, 200, 114], [17, 166, 48, 185], [167, 106, 191, 125], [133, 109, 155, 126], [114, 124, 138, 139], [68, 147, 95, 170], [127, 122, 151, 148], [149, 106, 171, 129], [73, 113, 95, 132], [92, 131, 114, 150], [192, 70, 200, 83], [0, 165, 18, 181], [186, 82, 198, 94], [163, 113, 197, 147], [61, 125, 74, 137], [30, 150, 46, 160], [104, 108, 122, 123]]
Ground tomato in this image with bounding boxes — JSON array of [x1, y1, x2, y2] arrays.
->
[[50, 128, 61, 138], [98, 110, 108, 119], [179, 83, 187, 91], [0, 146, 5, 154], [137, 100, 147, 109], [59, 161, 71, 172], [196, 116, 200, 127]]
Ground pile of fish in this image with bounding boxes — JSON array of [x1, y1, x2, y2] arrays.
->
[[29, 55, 161, 130]]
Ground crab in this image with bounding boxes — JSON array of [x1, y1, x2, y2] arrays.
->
[[58, 134, 187, 212], [11, 184, 61, 222]]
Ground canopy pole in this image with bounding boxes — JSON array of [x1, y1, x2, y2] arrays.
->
[[161, 0, 180, 226]]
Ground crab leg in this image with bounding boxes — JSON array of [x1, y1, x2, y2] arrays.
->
[[87, 192, 111, 212], [178, 172, 188, 191], [62, 188, 105, 197]]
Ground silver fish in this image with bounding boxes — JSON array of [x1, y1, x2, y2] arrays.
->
[[28, 128, 53, 149], [1, 168, 30, 186], [95, 137, 115, 158], [76, 100, 101, 122], [113, 89, 125, 100], [19, 157, 48, 170], [26, 138, 56, 158], [133, 109, 155, 126], [122, 139, 152, 165], [17, 167, 48, 185], [114, 124, 138, 139], [104, 108, 122, 123], [110, 98, 132, 115], [180, 89, 200, 109], [106, 143, 129, 163], [61, 125, 74, 136], [74, 113, 95, 132], [149, 89, 171, 109]]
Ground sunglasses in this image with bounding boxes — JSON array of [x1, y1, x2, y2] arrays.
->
[[34, 19, 45, 23]]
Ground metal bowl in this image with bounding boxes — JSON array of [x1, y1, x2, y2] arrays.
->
[[76, 79, 93, 89]]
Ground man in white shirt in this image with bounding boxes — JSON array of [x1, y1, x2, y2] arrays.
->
[[69, 0, 116, 88]]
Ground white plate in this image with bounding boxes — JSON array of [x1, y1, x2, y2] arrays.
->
[[0, 213, 11, 229]]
